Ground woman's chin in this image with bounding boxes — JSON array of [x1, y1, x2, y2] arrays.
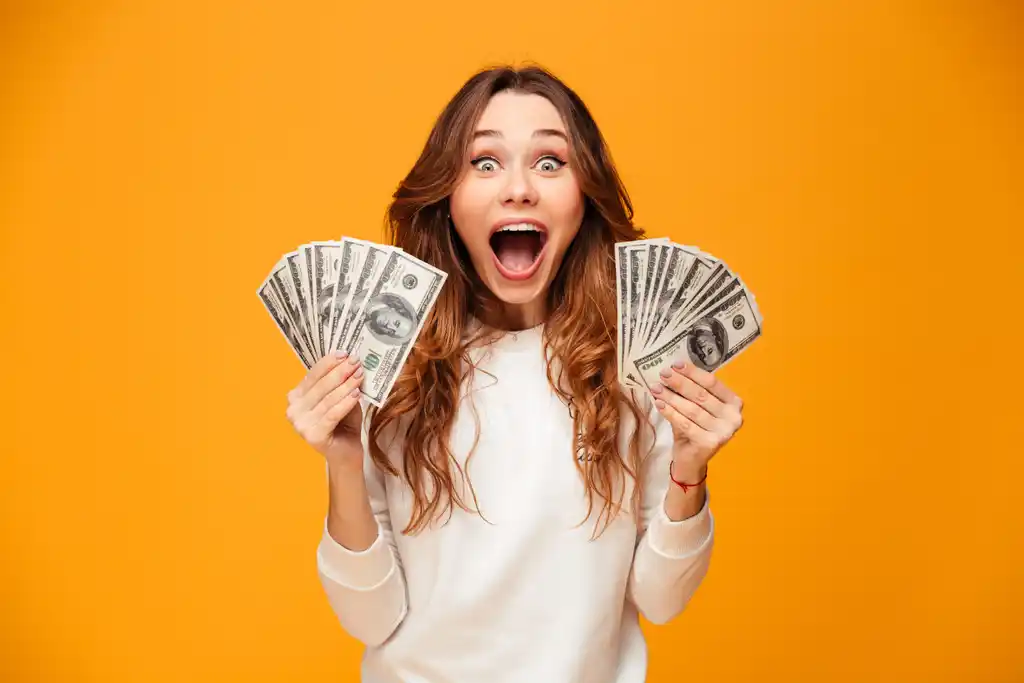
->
[[483, 264, 550, 307]]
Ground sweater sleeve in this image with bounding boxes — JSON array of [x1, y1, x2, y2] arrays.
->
[[626, 397, 715, 625], [316, 404, 409, 647]]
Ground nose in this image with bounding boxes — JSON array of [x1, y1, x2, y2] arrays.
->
[[499, 162, 538, 207]]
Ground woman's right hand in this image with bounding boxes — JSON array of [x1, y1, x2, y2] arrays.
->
[[286, 352, 365, 469]]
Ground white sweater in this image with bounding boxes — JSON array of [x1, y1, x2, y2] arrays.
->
[[316, 324, 715, 683]]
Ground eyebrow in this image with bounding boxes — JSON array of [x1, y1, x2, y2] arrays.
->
[[472, 128, 568, 141]]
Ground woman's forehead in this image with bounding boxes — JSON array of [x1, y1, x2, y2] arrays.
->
[[473, 92, 567, 140]]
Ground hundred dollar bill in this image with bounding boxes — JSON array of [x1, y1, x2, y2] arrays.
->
[[336, 242, 393, 355], [615, 238, 667, 387], [268, 256, 317, 362], [652, 262, 740, 350], [624, 245, 650, 386], [615, 239, 650, 385], [283, 250, 315, 356], [632, 287, 762, 391], [300, 245, 316, 347], [615, 242, 629, 384], [642, 253, 715, 353], [637, 243, 670, 344], [311, 241, 344, 359], [640, 246, 692, 350], [349, 250, 447, 407], [257, 262, 315, 369], [325, 237, 367, 353]]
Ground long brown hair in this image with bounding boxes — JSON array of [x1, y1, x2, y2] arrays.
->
[[366, 64, 653, 537]]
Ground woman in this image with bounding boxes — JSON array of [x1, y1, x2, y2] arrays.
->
[[285, 65, 745, 683]]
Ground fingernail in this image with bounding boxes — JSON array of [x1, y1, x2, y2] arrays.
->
[[672, 361, 687, 370], [654, 399, 666, 410], [334, 351, 347, 359], [659, 368, 672, 378], [353, 367, 364, 378], [650, 384, 663, 394], [349, 387, 361, 398], [348, 356, 361, 366]]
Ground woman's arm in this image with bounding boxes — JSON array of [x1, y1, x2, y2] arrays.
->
[[316, 417, 409, 647], [626, 398, 715, 625], [628, 362, 745, 624]]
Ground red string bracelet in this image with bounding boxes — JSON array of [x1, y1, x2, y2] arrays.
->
[[669, 462, 708, 493]]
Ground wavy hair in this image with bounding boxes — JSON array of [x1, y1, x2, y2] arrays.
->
[[366, 64, 653, 537]]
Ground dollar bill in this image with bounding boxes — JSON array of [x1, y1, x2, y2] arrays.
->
[[311, 241, 344, 358], [639, 242, 679, 344], [641, 253, 715, 353], [615, 242, 630, 383], [258, 262, 315, 369], [300, 245, 316, 347], [649, 262, 734, 351], [616, 238, 669, 387], [632, 286, 762, 390], [325, 237, 367, 353], [269, 256, 317, 362], [640, 246, 693, 350], [637, 243, 670, 344], [615, 237, 763, 391], [348, 250, 447, 407], [283, 250, 315, 356], [336, 242, 393, 355]]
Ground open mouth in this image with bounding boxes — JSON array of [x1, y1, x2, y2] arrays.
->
[[489, 222, 548, 280]]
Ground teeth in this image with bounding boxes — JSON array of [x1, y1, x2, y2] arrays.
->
[[498, 223, 541, 232]]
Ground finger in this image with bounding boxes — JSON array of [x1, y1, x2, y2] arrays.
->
[[307, 382, 363, 445], [308, 364, 365, 424], [654, 397, 702, 436], [656, 366, 726, 418], [651, 384, 717, 431], [300, 356, 361, 413], [292, 351, 349, 400], [671, 360, 742, 410]]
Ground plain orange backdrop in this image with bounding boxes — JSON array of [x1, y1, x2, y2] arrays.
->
[[1, 1, 1021, 681]]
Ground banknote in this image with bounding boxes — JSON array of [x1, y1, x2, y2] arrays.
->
[[258, 238, 445, 407], [632, 286, 762, 391], [258, 260, 315, 369], [261, 233, 756, 405], [334, 242, 394, 355], [310, 241, 344, 359], [347, 249, 448, 407], [325, 237, 368, 353], [615, 238, 667, 385], [283, 251, 315, 357], [616, 238, 762, 390]]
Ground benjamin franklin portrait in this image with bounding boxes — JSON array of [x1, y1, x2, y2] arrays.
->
[[687, 317, 727, 371], [364, 292, 418, 345]]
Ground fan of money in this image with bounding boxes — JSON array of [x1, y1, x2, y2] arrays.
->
[[257, 238, 447, 407], [616, 239, 763, 393], [258, 236, 761, 407]]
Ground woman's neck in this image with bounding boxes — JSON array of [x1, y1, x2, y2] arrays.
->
[[475, 297, 547, 332]]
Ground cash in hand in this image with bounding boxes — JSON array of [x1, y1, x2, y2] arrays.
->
[[257, 238, 447, 407], [616, 239, 763, 393]]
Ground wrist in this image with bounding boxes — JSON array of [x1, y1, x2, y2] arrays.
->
[[669, 457, 708, 483], [326, 451, 364, 478]]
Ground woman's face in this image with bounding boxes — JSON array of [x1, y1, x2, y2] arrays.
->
[[449, 91, 585, 321]]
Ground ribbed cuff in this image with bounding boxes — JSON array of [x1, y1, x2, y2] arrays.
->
[[316, 520, 396, 591], [647, 492, 714, 559]]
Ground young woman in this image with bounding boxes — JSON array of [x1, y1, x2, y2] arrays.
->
[[285, 65, 745, 682]]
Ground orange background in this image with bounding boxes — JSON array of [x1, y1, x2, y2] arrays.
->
[[1, 1, 1021, 681]]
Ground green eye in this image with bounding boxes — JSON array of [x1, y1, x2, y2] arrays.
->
[[471, 156, 499, 172], [535, 156, 566, 172]]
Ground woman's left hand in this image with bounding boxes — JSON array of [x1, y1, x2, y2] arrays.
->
[[650, 361, 745, 475]]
